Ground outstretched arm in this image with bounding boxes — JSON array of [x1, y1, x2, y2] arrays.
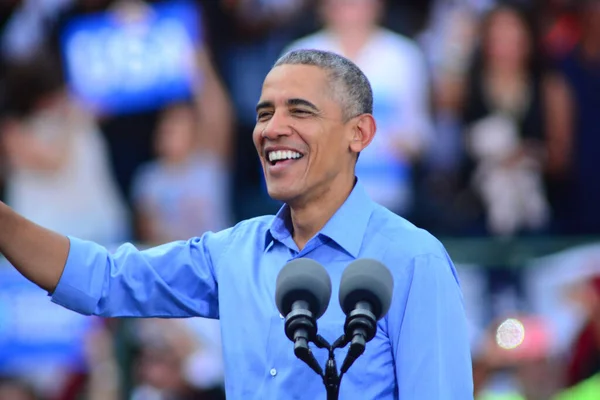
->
[[0, 201, 222, 318]]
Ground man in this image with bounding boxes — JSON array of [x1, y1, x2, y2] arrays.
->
[[0, 50, 473, 399]]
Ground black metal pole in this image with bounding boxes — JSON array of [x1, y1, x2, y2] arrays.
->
[[324, 349, 340, 400], [326, 385, 339, 400]]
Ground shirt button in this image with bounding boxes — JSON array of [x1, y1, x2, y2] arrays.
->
[[270, 368, 277, 377]]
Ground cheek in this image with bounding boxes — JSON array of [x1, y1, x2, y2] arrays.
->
[[311, 137, 342, 172], [252, 128, 263, 151]]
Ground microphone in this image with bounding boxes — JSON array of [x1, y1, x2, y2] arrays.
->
[[275, 258, 332, 376], [338, 259, 394, 374]]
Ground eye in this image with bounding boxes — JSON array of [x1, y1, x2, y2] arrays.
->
[[291, 109, 312, 117], [257, 112, 272, 121]]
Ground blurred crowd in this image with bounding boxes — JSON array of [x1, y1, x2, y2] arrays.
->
[[0, 0, 599, 399]]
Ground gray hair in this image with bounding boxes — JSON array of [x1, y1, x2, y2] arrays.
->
[[273, 49, 373, 121]]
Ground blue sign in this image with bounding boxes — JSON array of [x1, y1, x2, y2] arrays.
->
[[0, 261, 97, 374], [60, 0, 203, 115]]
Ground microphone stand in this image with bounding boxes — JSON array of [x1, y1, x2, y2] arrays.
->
[[285, 309, 369, 399], [309, 335, 353, 400]]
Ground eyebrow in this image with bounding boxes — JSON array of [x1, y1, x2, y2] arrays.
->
[[255, 98, 320, 113]]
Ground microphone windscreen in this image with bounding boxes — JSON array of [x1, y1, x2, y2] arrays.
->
[[275, 258, 332, 319], [339, 259, 394, 320]]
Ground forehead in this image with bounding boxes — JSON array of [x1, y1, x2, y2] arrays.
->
[[259, 64, 332, 104]]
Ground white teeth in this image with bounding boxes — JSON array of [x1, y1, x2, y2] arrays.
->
[[268, 150, 303, 162]]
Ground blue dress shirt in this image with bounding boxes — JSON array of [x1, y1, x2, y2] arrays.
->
[[50, 180, 473, 399]]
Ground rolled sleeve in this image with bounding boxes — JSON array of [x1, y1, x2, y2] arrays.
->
[[50, 236, 108, 315], [50, 231, 223, 319]]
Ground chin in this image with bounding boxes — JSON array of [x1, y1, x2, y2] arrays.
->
[[267, 188, 291, 203], [266, 184, 300, 204]]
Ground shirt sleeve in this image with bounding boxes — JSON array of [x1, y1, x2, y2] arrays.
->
[[389, 252, 474, 399], [50, 232, 223, 319]]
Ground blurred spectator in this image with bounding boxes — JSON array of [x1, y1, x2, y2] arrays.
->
[[420, 0, 494, 81], [554, 275, 600, 398], [79, 322, 121, 400], [410, 0, 485, 235], [284, 0, 434, 216], [458, 3, 550, 237], [474, 316, 558, 400], [0, 53, 130, 245], [0, 0, 72, 63], [419, 0, 489, 172], [562, 276, 600, 389], [51, 0, 234, 229], [132, 101, 231, 245], [545, 0, 600, 236], [0, 379, 38, 400], [131, 319, 224, 400]]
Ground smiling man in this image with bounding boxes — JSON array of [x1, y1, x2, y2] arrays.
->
[[0, 50, 473, 399]]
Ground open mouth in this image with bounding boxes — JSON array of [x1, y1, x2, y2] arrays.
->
[[267, 150, 304, 166]]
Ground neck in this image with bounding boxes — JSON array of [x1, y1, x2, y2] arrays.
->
[[486, 64, 526, 80], [330, 27, 376, 60], [161, 154, 191, 167], [289, 173, 355, 250]]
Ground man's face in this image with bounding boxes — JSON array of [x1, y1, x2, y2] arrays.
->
[[322, 0, 381, 31], [253, 64, 355, 206]]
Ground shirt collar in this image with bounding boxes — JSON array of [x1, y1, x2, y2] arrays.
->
[[265, 178, 375, 258]]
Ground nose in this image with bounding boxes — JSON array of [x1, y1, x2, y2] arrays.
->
[[261, 110, 292, 141]]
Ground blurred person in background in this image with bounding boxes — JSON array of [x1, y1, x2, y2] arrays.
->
[[411, 0, 487, 235], [131, 319, 224, 400], [458, 3, 550, 237], [77, 322, 121, 400], [473, 316, 557, 400], [0, 53, 130, 246], [132, 101, 231, 245], [544, 0, 600, 236], [554, 275, 600, 398], [0, 379, 38, 400], [283, 0, 434, 217], [0, 0, 23, 204], [0, 0, 73, 63], [51, 0, 234, 229]]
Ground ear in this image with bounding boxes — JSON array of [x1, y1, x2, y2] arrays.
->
[[349, 114, 376, 154]]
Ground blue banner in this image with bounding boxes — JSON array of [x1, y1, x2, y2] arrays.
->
[[60, 0, 203, 115], [0, 261, 97, 374]]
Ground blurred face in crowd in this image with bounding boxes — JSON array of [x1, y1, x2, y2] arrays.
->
[[254, 64, 372, 207], [484, 8, 532, 70], [322, 0, 382, 32], [155, 104, 197, 162], [138, 347, 185, 391]]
